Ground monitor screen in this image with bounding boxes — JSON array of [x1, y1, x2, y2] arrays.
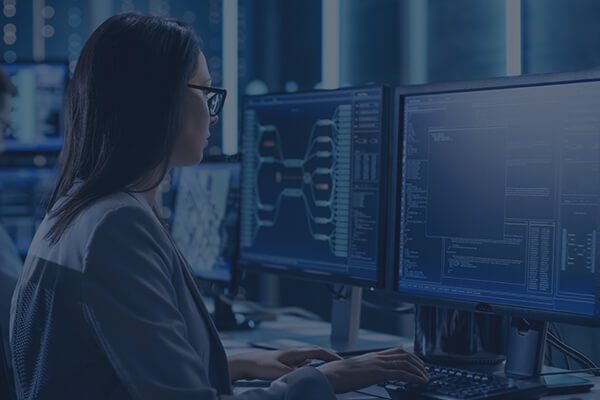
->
[[165, 162, 240, 283], [2, 62, 68, 152], [239, 86, 388, 285], [398, 79, 600, 320], [0, 167, 58, 255]]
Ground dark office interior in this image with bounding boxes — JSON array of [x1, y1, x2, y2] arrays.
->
[[2, 1, 600, 399]]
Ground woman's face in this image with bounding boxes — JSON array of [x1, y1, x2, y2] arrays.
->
[[172, 52, 218, 166]]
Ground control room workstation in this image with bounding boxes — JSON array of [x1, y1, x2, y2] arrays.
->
[[3, 3, 600, 400]]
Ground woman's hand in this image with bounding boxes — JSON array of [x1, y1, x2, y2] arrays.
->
[[228, 347, 342, 382], [317, 347, 429, 394]]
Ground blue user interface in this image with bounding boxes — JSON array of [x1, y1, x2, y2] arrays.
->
[[240, 87, 386, 282], [399, 80, 600, 317]]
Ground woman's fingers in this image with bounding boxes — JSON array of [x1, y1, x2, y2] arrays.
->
[[379, 351, 425, 370], [385, 369, 430, 384], [380, 353, 425, 368], [279, 347, 342, 367], [298, 359, 312, 367], [381, 358, 429, 382], [378, 347, 425, 366], [296, 347, 342, 362], [277, 362, 294, 373], [377, 347, 406, 355]]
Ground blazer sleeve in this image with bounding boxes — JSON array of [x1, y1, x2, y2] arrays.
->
[[81, 206, 336, 400]]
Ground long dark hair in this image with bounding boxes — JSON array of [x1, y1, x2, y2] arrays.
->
[[46, 12, 201, 243]]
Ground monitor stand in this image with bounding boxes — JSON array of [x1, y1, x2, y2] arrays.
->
[[504, 317, 547, 377], [504, 317, 592, 395], [312, 286, 413, 355], [414, 305, 506, 366], [417, 312, 592, 395], [250, 286, 407, 356]]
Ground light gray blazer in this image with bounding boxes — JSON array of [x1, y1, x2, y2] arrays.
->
[[9, 190, 335, 400]]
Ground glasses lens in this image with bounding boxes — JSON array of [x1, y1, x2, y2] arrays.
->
[[209, 92, 224, 116]]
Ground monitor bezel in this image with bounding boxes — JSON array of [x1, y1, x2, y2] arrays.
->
[[1, 60, 70, 154], [387, 69, 600, 326], [238, 85, 391, 288]]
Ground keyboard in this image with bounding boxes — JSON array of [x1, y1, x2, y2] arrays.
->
[[383, 364, 546, 400]]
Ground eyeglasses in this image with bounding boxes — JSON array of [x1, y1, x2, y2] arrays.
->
[[187, 84, 227, 117]]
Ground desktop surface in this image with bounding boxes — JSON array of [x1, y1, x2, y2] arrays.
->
[[239, 86, 389, 285], [218, 311, 597, 399]]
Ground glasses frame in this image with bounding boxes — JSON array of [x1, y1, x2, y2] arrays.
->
[[187, 84, 227, 117]]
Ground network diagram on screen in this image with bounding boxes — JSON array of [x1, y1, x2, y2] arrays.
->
[[170, 163, 239, 282], [240, 88, 385, 280]]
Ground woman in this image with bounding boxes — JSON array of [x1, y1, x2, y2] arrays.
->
[[9, 13, 428, 400]]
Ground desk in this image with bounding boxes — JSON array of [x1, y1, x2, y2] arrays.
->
[[218, 315, 599, 399], [549, 380, 600, 400], [220, 315, 412, 356]]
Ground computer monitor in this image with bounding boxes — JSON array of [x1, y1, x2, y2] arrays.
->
[[163, 158, 258, 331], [0, 166, 58, 256], [2, 62, 68, 152], [238, 86, 403, 353], [391, 71, 600, 376], [163, 159, 241, 285], [239, 86, 391, 287]]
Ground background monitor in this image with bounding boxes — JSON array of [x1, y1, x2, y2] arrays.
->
[[392, 72, 600, 324], [0, 166, 58, 256], [2, 62, 69, 152], [163, 159, 241, 284], [238, 86, 390, 286]]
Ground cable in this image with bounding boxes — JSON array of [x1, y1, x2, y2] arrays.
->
[[547, 323, 569, 369], [550, 322, 570, 369], [546, 335, 600, 375], [545, 324, 556, 366], [547, 337, 590, 368], [519, 319, 598, 376], [550, 322, 565, 342], [546, 340, 600, 378], [547, 337, 589, 369], [518, 319, 591, 371], [545, 324, 557, 367], [547, 331, 598, 369], [548, 339, 598, 368]]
